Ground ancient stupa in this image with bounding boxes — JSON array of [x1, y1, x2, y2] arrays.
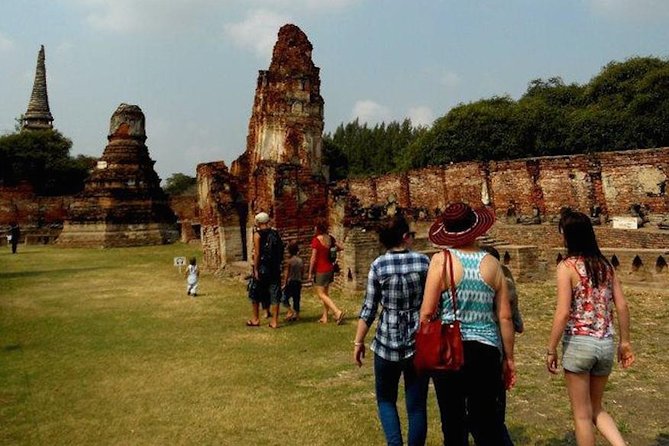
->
[[57, 104, 177, 247], [231, 24, 328, 215], [197, 24, 329, 270], [22, 45, 54, 131]]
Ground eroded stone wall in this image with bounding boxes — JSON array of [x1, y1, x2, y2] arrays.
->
[[332, 148, 669, 290]]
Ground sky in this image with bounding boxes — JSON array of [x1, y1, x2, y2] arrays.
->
[[1, 0, 669, 181]]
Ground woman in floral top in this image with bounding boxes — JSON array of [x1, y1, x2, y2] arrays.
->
[[546, 209, 635, 446]]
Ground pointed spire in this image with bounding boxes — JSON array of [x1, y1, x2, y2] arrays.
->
[[23, 45, 54, 130]]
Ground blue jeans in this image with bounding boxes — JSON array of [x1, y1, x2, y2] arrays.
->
[[374, 353, 429, 446]]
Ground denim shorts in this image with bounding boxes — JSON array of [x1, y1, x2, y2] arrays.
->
[[562, 335, 614, 376]]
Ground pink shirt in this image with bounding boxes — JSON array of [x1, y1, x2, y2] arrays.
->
[[563, 257, 615, 339]]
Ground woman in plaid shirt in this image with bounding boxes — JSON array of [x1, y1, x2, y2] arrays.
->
[[354, 214, 430, 446]]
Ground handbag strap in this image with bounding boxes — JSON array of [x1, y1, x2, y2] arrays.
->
[[442, 249, 458, 318]]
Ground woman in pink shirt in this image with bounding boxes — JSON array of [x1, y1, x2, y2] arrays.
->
[[308, 222, 345, 324], [546, 209, 635, 446]]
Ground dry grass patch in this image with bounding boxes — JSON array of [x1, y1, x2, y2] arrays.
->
[[1, 245, 667, 445]]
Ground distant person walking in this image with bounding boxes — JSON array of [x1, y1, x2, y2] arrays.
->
[[185, 257, 199, 297], [354, 214, 430, 446], [308, 222, 345, 324], [546, 209, 635, 446], [9, 223, 20, 254], [282, 243, 303, 322], [247, 212, 284, 329]]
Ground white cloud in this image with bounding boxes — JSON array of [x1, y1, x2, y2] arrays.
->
[[224, 9, 291, 59], [247, 0, 362, 13], [0, 33, 14, 52], [351, 100, 391, 125], [589, 0, 669, 22], [68, 0, 359, 35], [407, 106, 434, 127], [69, 0, 222, 34], [440, 70, 461, 88]]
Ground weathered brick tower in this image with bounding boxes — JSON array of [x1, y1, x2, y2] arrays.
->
[[199, 24, 329, 271], [57, 104, 177, 247], [22, 45, 54, 131]]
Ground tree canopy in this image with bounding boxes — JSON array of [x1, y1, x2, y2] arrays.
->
[[0, 129, 95, 195], [325, 56, 669, 176], [163, 173, 197, 196], [323, 118, 427, 180]]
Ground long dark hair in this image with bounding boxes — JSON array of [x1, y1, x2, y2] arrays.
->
[[558, 209, 612, 287], [379, 213, 410, 250]]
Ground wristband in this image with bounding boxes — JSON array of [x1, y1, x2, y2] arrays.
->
[[354, 341, 364, 346], [546, 350, 557, 356]]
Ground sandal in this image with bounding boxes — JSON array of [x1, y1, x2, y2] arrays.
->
[[336, 311, 346, 325], [246, 320, 260, 327]]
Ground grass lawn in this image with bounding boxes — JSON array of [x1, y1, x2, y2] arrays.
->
[[1, 243, 668, 445]]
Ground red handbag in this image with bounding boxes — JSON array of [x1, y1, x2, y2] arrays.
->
[[414, 249, 464, 373]]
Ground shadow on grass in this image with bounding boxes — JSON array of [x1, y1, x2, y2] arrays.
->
[[0, 267, 105, 280], [653, 433, 669, 446]]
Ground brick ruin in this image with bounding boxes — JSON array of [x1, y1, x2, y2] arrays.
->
[[197, 25, 669, 289], [198, 24, 328, 271], [4, 41, 669, 288], [56, 104, 177, 247], [330, 149, 669, 290]]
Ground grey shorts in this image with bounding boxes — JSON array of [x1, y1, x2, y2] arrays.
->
[[314, 271, 334, 287], [562, 335, 614, 376]]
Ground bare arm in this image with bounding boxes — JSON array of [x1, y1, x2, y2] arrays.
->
[[253, 232, 261, 279], [353, 319, 371, 367], [419, 252, 444, 323], [546, 262, 573, 374], [493, 263, 516, 389], [282, 261, 290, 288], [612, 272, 635, 368], [307, 248, 317, 278]]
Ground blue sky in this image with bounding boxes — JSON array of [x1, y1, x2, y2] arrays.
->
[[1, 0, 668, 180]]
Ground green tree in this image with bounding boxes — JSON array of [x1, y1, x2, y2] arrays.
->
[[323, 118, 426, 177], [0, 129, 92, 195], [163, 173, 197, 196], [399, 56, 669, 170]]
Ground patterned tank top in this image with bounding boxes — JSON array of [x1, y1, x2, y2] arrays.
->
[[440, 249, 500, 350], [562, 257, 615, 339]]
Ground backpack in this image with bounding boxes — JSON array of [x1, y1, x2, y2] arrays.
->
[[328, 235, 338, 264], [258, 228, 284, 279]]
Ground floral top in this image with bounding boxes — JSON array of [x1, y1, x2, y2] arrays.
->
[[563, 257, 615, 339]]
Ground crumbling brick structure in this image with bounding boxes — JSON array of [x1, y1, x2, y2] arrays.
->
[[198, 24, 328, 271], [57, 104, 177, 247], [332, 149, 669, 290], [198, 24, 669, 289]]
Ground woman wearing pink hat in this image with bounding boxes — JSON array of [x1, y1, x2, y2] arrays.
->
[[419, 202, 516, 446]]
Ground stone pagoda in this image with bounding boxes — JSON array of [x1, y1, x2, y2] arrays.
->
[[234, 23, 328, 219], [57, 104, 177, 247], [198, 24, 330, 271], [23, 45, 54, 131]]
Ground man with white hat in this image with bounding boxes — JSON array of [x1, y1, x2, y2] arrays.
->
[[247, 212, 284, 329]]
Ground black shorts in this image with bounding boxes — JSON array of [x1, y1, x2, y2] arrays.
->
[[248, 278, 281, 305]]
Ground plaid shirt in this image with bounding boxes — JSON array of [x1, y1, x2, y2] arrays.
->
[[359, 250, 430, 361]]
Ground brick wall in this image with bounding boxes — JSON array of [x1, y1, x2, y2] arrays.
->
[[338, 148, 669, 224]]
